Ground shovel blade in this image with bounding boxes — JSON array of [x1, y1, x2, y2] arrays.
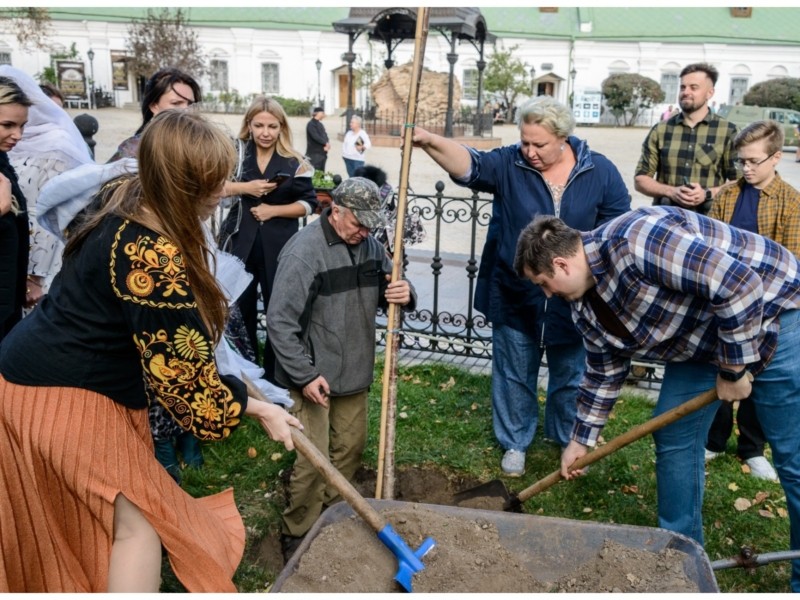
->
[[453, 479, 513, 508]]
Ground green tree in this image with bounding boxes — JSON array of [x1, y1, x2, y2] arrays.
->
[[0, 8, 51, 50], [483, 45, 530, 122], [743, 77, 800, 111], [126, 8, 206, 80], [601, 73, 665, 127]]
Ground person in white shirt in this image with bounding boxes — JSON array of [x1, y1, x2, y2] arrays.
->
[[342, 115, 372, 177]]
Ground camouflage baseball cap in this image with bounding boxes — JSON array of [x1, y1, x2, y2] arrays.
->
[[331, 177, 386, 229]]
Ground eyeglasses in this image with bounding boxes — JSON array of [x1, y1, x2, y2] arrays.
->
[[734, 153, 775, 169]]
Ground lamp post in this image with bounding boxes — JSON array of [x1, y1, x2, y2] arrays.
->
[[87, 48, 95, 109], [569, 67, 577, 107], [315, 58, 322, 109], [530, 66, 536, 96], [364, 61, 371, 115]]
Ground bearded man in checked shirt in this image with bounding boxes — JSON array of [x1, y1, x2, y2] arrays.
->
[[515, 206, 800, 592]]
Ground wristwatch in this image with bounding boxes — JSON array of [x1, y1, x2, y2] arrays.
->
[[718, 367, 748, 382], [704, 188, 713, 202]]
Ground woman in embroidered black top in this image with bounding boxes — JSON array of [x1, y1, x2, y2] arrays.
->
[[0, 110, 300, 593], [0, 76, 32, 342], [218, 95, 317, 384]]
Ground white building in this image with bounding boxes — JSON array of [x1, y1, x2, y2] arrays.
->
[[1, 6, 798, 126]]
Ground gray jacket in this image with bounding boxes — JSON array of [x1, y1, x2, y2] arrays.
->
[[266, 209, 416, 395]]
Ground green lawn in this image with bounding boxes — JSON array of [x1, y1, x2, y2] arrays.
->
[[178, 359, 792, 593]]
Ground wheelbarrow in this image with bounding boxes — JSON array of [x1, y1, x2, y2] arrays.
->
[[271, 499, 800, 593], [271, 498, 720, 592]]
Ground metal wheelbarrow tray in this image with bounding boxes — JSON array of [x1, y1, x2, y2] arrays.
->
[[271, 499, 719, 593]]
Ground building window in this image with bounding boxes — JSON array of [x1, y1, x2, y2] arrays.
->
[[0, 52, 10, 66], [210, 59, 229, 92], [261, 62, 279, 94], [729, 77, 749, 105], [462, 68, 478, 100], [660, 73, 679, 104], [731, 8, 752, 18]]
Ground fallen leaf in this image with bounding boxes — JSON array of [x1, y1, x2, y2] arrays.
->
[[734, 497, 752, 511], [428, 398, 437, 405], [270, 452, 282, 461], [247, 447, 257, 459], [621, 485, 639, 495], [470, 403, 479, 411], [400, 374, 413, 381], [399, 412, 408, 419], [759, 509, 775, 519], [439, 376, 456, 391], [742, 463, 751, 474], [778, 507, 789, 518], [727, 482, 739, 491], [754, 491, 769, 504], [582, 507, 593, 513], [412, 377, 421, 384], [713, 520, 722, 529], [630, 464, 640, 471]]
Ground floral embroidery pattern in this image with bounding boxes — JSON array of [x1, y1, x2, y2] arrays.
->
[[135, 328, 242, 441], [111, 221, 195, 308]]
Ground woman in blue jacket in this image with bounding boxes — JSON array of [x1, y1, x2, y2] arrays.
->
[[414, 96, 630, 476]]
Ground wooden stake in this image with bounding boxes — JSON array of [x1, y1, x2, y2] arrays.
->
[[375, 7, 430, 500]]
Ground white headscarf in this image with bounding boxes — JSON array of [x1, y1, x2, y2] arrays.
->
[[0, 65, 93, 168]]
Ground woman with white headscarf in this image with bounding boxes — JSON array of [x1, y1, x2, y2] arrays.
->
[[0, 66, 93, 308]]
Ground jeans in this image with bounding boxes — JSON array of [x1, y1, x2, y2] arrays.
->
[[652, 309, 800, 591], [343, 158, 364, 177], [491, 324, 585, 451]]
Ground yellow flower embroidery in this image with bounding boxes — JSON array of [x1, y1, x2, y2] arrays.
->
[[117, 227, 191, 302], [192, 388, 224, 422], [174, 325, 210, 361], [126, 269, 155, 297]]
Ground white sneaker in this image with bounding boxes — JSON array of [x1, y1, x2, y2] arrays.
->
[[745, 456, 779, 482], [705, 449, 722, 463], [501, 449, 525, 477]]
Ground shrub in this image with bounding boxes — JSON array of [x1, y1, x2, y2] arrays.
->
[[743, 77, 800, 111], [601, 73, 665, 126]]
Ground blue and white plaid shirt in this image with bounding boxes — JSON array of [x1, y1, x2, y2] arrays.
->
[[572, 206, 800, 446]]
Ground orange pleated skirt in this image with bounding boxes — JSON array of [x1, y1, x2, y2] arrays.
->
[[0, 376, 245, 592]]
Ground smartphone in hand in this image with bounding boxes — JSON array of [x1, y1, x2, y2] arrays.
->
[[270, 172, 292, 186]]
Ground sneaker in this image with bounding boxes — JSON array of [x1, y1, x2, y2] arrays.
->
[[501, 449, 525, 477], [745, 456, 779, 482], [704, 449, 722, 463]]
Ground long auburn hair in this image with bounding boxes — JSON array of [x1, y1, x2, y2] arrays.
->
[[238, 95, 306, 165], [66, 110, 235, 341]]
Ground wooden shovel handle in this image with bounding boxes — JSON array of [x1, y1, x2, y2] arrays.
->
[[517, 388, 718, 503], [243, 375, 385, 533]]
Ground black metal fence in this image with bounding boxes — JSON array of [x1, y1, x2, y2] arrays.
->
[[213, 181, 663, 383]]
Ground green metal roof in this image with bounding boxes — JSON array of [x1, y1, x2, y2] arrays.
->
[[46, 7, 800, 46]]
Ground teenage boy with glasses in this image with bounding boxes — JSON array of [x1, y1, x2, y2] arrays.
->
[[704, 119, 800, 481]]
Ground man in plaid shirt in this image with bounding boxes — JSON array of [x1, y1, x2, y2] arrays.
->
[[635, 63, 738, 215], [515, 206, 800, 592]]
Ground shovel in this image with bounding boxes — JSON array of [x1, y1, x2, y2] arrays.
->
[[242, 373, 435, 592], [455, 388, 719, 511]]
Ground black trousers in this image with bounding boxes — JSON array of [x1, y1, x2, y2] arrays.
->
[[308, 152, 327, 172], [705, 398, 766, 459]]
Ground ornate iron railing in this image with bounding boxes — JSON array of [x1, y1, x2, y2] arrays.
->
[[212, 181, 663, 384]]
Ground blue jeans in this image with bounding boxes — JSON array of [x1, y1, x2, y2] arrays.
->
[[491, 324, 585, 451], [652, 309, 800, 591], [343, 158, 364, 177]]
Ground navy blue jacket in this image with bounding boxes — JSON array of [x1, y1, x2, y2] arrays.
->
[[463, 136, 630, 346]]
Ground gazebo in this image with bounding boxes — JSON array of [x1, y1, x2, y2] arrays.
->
[[333, 7, 497, 139]]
